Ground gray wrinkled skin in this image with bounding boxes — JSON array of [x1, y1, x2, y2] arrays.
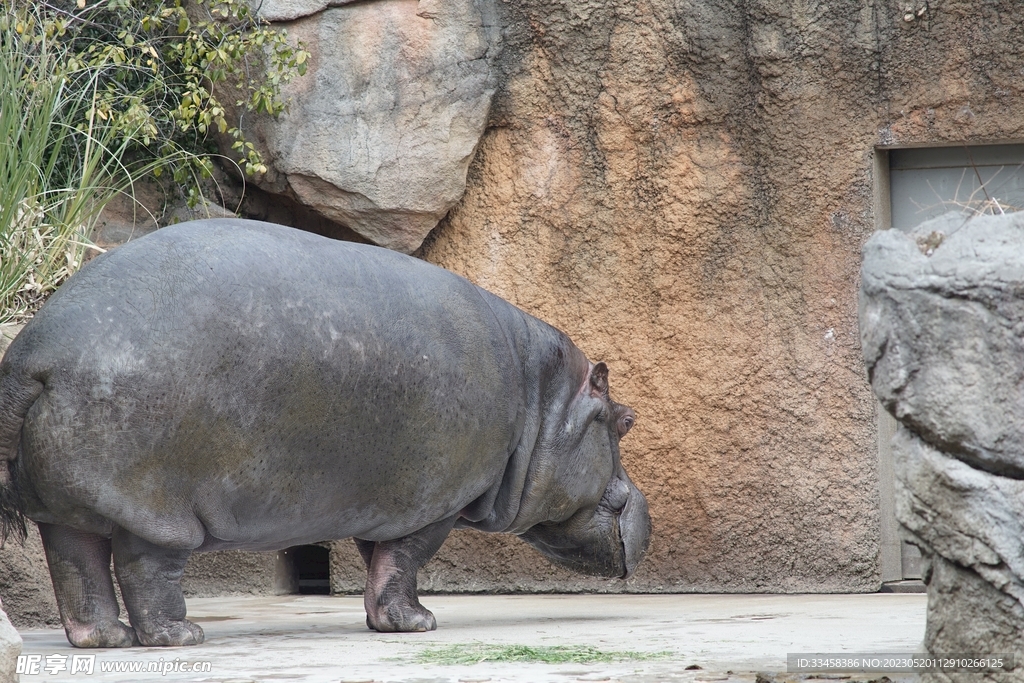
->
[[0, 219, 650, 646]]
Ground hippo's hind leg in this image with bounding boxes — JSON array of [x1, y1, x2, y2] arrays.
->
[[111, 527, 204, 646], [353, 538, 376, 631], [360, 516, 456, 633], [38, 523, 136, 648]]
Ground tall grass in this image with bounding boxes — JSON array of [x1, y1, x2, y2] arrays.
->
[[0, 12, 149, 324]]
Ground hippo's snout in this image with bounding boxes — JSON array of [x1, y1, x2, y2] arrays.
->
[[520, 475, 651, 579]]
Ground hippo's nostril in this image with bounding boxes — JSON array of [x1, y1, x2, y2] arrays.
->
[[603, 478, 629, 512]]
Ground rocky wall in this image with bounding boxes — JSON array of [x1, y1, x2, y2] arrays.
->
[[391, 0, 1024, 592]]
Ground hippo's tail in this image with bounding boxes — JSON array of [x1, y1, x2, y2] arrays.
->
[[0, 366, 42, 546]]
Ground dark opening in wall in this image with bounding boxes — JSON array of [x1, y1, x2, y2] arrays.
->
[[279, 545, 331, 595]]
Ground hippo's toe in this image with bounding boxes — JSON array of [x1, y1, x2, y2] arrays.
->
[[368, 603, 437, 633], [135, 619, 205, 647], [66, 620, 137, 648]]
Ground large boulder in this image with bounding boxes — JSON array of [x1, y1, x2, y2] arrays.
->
[[0, 598, 21, 683], [236, 0, 501, 253], [861, 212, 1024, 682]]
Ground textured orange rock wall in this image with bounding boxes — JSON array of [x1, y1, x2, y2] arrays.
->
[[331, 0, 1024, 592], [6, 4, 1024, 620]]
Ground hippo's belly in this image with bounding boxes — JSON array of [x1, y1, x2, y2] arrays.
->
[[14, 221, 522, 549]]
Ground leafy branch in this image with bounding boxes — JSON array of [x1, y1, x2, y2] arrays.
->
[[0, 1, 308, 323], [21, 0, 308, 199]]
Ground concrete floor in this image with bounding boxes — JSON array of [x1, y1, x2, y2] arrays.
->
[[16, 593, 927, 683]]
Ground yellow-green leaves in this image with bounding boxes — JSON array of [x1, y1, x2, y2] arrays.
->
[[19, 0, 309, 203], [0, 0, 312, 323]]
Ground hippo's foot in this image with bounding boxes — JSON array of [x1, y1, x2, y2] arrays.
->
[[366, 597, 437, 633], [38, 523, 135, 649], [65, 620, 137, 648], [134, 619, 205, 647], [357, 517, 455, 634], [111, 526, 201, 646], [358, 536, 436, 630]]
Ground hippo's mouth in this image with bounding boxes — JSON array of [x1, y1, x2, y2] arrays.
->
[[618, 485, 651, 579], [520, 479, 651, 579]]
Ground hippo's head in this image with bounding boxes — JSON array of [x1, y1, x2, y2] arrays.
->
[[519, 362, 651, 579]]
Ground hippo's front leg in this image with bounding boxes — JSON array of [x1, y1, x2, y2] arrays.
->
[[38, 523, 136, 648], [359, 516, 456, 633], [111, 527, 204, 646]]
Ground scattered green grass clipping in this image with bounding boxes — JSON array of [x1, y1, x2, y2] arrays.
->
[[414, 643, 671, 665]]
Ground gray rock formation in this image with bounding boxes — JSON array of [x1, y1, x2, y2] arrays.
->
[[861, 212, 1024, 682], [239, 0, 501, 253], [255, 0, 358, 23], [0, 597, 21, 683]]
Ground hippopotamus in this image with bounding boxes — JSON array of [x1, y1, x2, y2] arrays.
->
[[0, 219, 650, 648]]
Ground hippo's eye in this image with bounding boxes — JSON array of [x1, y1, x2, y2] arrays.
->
[[617, 414, 635, 437]]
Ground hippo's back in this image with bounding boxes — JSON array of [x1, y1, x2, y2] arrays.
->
[[8, 220, 524, 550]]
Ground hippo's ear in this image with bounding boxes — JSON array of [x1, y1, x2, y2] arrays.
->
[[589, 362, 609, 399]]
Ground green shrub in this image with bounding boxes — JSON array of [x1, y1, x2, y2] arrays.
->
[[36, 0, 309, 191], [0, 1, 308, 323]]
